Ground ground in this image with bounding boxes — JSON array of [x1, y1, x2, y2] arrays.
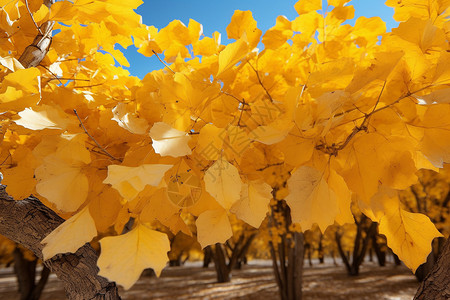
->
[[0, 259, 420, 299]]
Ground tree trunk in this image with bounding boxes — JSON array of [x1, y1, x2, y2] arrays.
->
[[371, 234, 386, 267], [268, 199, 304, 300], [212, 244, 231, 283], [335, 218, 376, 276], [414, 237, 450, 300], [203, 246, 212, 268], [318, 233, 324, 264], [0, 187, 120, 300], [13, 246, 50, 300], [13, 247, 37, 300]]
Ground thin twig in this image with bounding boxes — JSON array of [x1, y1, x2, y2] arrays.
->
[[152, 50, 175, 74], [40, 65, 63, 85], [73, 109, 121, 162], [221, 91, 245, 104], [256, 162, 284, 171], [248, 61, 274, 102], [73, 82, 105, 89], [24, 0, 43, 34]]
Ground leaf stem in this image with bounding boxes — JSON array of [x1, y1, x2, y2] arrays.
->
[[24, 0, 43, 34], [152, 50, 175, 74]]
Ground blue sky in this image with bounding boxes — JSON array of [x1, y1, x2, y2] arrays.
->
[[123, 0, 397, 78]]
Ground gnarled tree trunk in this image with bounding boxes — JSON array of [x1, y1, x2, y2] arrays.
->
[[414, 237, 450, 300], [0, 187, 120, 300]]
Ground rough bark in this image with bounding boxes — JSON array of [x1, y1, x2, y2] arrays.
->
[[212, 243, 231, 283], [0, 187, 120, 300], [414, 237, 450, 300]]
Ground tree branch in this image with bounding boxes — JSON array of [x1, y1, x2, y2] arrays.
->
[[0, 186, 120, 300]]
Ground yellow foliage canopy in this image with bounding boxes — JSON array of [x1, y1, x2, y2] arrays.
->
[[0, 0, 448, 290]]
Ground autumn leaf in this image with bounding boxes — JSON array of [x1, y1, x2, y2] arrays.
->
[[97, 222, 170, 289], [112, 103, 149, 135], [226, 10, 262, 48], [196, 208, 232, 248], [230, 180, 272, 228], [103, 164, 173, 201], [379, 206, 443, 272], [419, 104, 450, 168], [196, 124, 224, 160], [216, 39, 248, 78], [285, 166, 339, 232], [35, 134, 91, 212], [41, 206, 97, 260], [149, 122, 192, 157], [15, 105, 75, 131], [204, 157, 242, 210], [294, 0, 322, 15]]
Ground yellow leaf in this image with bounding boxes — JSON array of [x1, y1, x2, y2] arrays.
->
[[196, 124, 224, 160], [112, 103, 149, 135], [249, 120, 293, 145], [291, 11, 321, 38], [342, 134, 417, 202], [89, 187, 123, 233], [149, 122, 192, 157], [216, 39, 248, 78], [276, 130, 315, 167], [230, 180, 272, 228], [379, 207, 443, 272], [196, 209, 232, 248], [0, 68, 40, 107], [419, 104, 450, 168], [193, 31, 222, 56], [35, 135, 91, 212], [432, 51, 450, 85], [97, 222, 170, 289], [204, 157, 242, 210], [328, 169, 353, 225], [385, 0, 448, 22], [351, 17, 386, 47], [294, 0, 322, 15], [262, 16, 293, 49], [155, 20, 191, 60], [0, 146, 37, 199], [103, 164, 173, 201], [165, 160, 202, 208], [421, 87, 450, 104], [226, 10, 261, 48], [328, 0, 351, 6], [49, 1, 76, 22], [140, 188, 179, 223], [0, 57, 24, 72], [285, 166, 339, 232], [188, 19, 203, 42], [2, 165, 36, 200], [41, 206, 97, 260], [15, 105, 74, 131], [346, 51, 404, 93]]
